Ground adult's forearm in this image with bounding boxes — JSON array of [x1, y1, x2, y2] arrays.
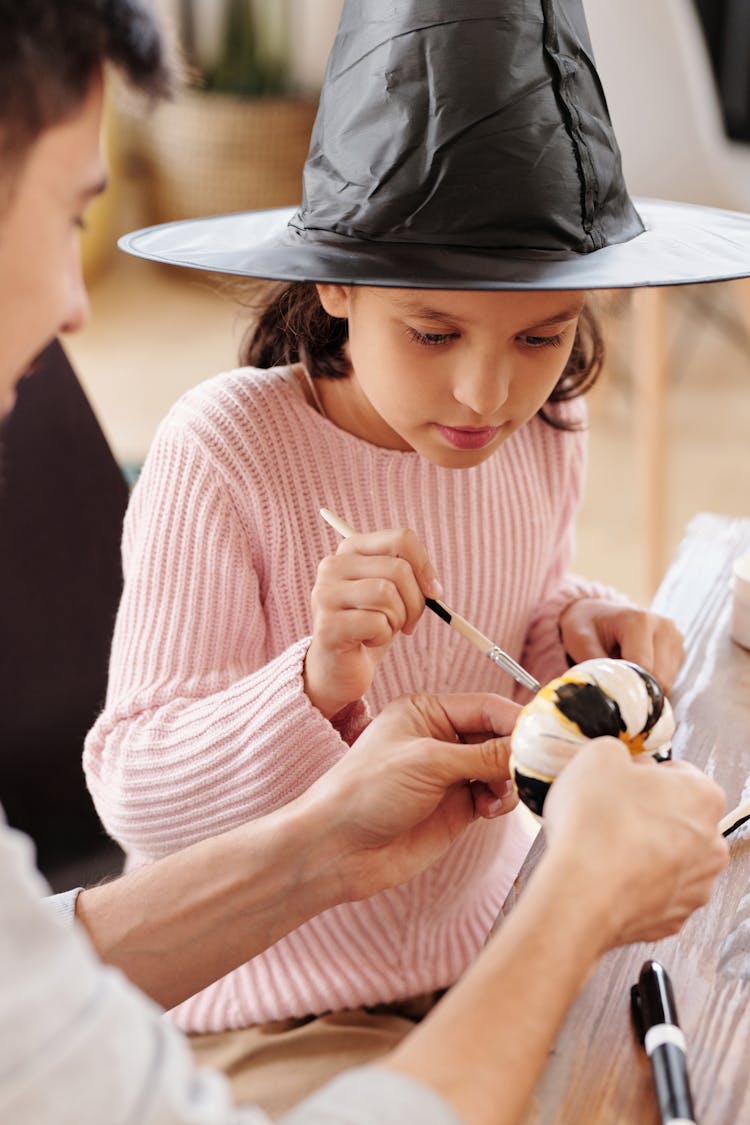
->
[[383, 848, 608, 1125], [74, 690, 521, 1012], [75, 796, 345, 1010]]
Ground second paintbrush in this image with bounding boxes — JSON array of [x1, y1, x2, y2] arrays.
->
[[319, 508, 540, 695]]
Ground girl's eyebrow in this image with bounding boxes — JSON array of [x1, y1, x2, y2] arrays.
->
[[393, 301, 463, 326], [393, 299, 584, 329], [526, 306, 584, 329]]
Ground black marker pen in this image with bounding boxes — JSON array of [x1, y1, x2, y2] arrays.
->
[[631, 960, 697, 1125]]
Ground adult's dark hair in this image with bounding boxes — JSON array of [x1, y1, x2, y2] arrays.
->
[[0, 0, 174, 172], [241, 282, 604, 431]]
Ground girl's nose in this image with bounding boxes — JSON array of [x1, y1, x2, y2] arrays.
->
[[452, 358, 511, 417]]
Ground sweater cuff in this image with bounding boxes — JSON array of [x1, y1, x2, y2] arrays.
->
[[330, 699, 372, 746], [521, 576, 632, 691]]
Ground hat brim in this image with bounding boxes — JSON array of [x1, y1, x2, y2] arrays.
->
[[118, 198, 750, 290]]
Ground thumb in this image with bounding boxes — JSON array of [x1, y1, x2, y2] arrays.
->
[[431, 691, 521, 740], [431, 733, 513, 789]]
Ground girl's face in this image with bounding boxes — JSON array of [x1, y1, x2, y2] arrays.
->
[[315, 285, 586, 468]]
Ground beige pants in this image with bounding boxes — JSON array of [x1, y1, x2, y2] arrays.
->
[[188, 993, 443, 1120]]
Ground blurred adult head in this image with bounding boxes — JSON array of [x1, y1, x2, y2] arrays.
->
[[0, 0, 173, 410]]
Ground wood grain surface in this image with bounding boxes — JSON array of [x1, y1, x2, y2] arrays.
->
[[505, 513, 750, 1124]]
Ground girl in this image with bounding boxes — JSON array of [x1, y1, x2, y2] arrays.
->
[[83, 0, 748, 1112], [89, 276, 661, 1100]]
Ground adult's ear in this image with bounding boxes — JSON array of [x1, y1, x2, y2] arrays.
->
[[315, 283, 351, 319]]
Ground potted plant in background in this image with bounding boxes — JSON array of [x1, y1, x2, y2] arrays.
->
[[142, 0, 320, 222]]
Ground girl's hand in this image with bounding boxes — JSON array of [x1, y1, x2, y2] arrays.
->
[[558, 597, 685, 692], [304, 528, 443, 718]]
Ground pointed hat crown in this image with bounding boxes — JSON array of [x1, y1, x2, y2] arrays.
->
[[294, 0, 643, 258], [120, 0, 750, 289]]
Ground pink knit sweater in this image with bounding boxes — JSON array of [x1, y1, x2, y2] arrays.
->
[[84, 365, 616, 1032]]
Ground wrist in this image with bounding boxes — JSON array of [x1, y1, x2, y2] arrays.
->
[[257, 788, 357, 916], [303, 644, 352, 718], [535, 839, 623, 961], [282, 767, 395, 906]]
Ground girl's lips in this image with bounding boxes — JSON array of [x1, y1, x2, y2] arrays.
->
[[434, 424, 501, 450]]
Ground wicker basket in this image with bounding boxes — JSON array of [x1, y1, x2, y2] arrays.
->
[[142, 90, 318, 222]]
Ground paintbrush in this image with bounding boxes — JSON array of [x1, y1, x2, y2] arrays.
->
[[319, 508, 540, 694], [720, 798, 750, 838]]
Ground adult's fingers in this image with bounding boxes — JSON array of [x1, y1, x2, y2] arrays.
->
[[472, 778, 520, 819], [653, 758, 727, 820], [431, 691, 522, 742]]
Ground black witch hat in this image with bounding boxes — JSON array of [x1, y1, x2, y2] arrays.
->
[[121, 0, 750, 289]]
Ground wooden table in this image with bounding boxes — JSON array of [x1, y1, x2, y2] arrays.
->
[[508, 512, 750, 1124]]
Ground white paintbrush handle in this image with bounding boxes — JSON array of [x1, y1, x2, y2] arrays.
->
[[720, 799, 750, 838], [435, 603, 539, 692], [320, 508, 357, 539]]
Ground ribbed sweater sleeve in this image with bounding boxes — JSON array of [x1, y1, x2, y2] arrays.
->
[[84, 414, 355, 862]]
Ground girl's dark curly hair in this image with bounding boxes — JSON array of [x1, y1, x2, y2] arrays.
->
[[240, 281, 603, 431]]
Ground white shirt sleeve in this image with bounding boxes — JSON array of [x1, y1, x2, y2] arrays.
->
[[279, 1069, 464, 1124], [44, 887, 81, 925], [0, 810, 461, 1125], [0, 810, 260, 1125]]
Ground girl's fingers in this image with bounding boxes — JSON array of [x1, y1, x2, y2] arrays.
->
[[316, 552, 427, 634], [560, 601, 685, 690], [349, 609, 399, 650], [566, 621, 607, 660], [317, 576, 412, 638], [614, 614, 686, 693], [316, 604, 404, 650], [558, 599, 608, 660], [650, 622, 685, 692], [614, 612, 655, 672], [336, 528, 443, 599], [616, 613, 685, 690]]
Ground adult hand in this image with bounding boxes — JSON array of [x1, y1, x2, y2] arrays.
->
[[383, 740, 726, 1125], [558, 597, 685, 691], [543, 738, 729, 950], [302, 691, 522, 901], [304, 527, 443, 717]]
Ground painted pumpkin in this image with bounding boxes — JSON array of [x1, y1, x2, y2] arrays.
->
[[509, 658, 674, 816]]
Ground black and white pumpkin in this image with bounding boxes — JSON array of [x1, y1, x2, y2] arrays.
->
[[509, 658, 675, 817]]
